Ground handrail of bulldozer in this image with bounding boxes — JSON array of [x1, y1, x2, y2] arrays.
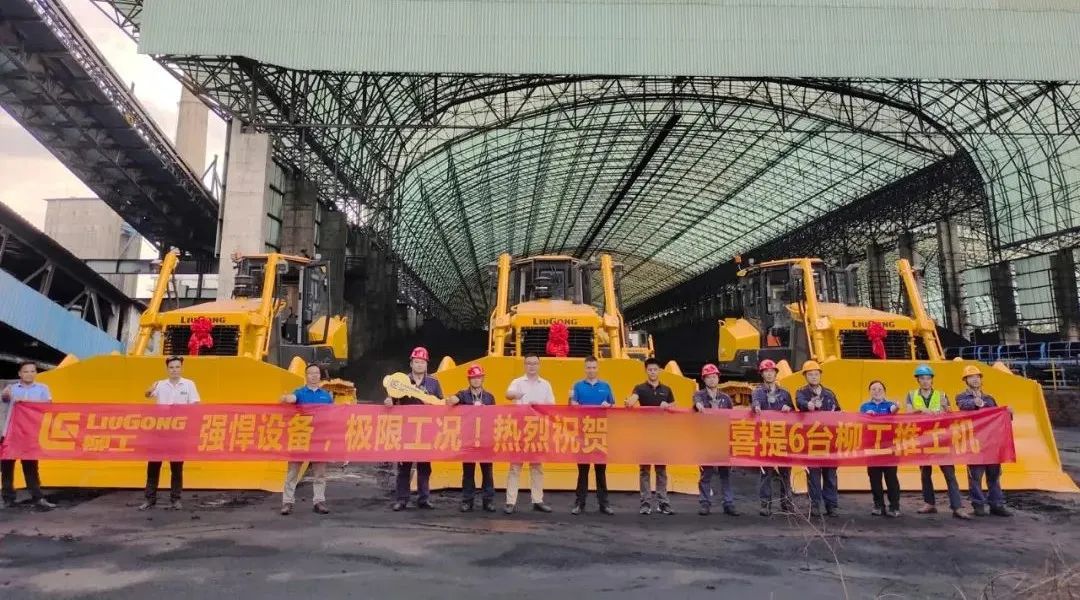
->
[[798, 259, 829, 361], [896, 258, 945, 361], [249, 253, 282, 360], [490, 253, 512, 357], [599, 254, 625, 358], [132, 248, 180, 355]]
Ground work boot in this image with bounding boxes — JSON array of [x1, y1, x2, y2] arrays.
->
[[280, 503, 294, 516], [35, 498, 57, 510], [639, 503, 652, 515], [953, 509, 973, 520], [571, 504, 583, 516], [759, 501, 771, 517], [313, 502, 330, 515], [532, 502, 552, 513], [973, 504, 989, 517], [460, 502, 474, 513], [599, 505, 615, 516], [809, 505, 822, 518], [723, 505, 740, 517], [658, 503, 674, 516], [825, 506, 839, 518], [482, 501, 496, 513], [917, 503, 937, 514], [871, 506, 885, 517], [417, 501, 435, 510], [169, 500, 183, 511], [0, 499, 14, 509], [886, 509, 901, 518], [780, 499, 796, 514], [137, 501, 155, 511], [391, 502, 406, 512], [698, 506, 710, 516], [990, 505, 1013, 517], [504, 504, 515, 514]]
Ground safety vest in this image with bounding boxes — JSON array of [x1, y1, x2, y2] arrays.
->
[[909, 389, 942, 412]]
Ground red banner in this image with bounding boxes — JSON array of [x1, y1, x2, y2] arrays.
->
[[0, 403, 1014, 466]]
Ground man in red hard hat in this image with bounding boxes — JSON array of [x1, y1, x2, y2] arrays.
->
[[751, 359, 795, 516], [448, 364, 496, 513], [385, 346, 443, 511], [694, 364, 739, 517]]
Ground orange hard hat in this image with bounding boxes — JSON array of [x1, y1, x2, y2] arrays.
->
[[466, 364, 485, 378], [701, 364, 720, 377], [410, 347, 430, 361], [961, 365, 982, 380], [758, 359, 778, 372], [802, 360, 822, 373]]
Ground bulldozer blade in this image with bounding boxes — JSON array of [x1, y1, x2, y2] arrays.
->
[[784, 359, 1078, 494]]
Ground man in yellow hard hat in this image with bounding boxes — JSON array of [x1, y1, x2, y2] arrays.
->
[[795, 360, 841, 518], [955, 365, 1012, 517]]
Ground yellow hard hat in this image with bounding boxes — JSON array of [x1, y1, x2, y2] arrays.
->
[[802, 360, 822, 373], [961, 365, 982, 380]]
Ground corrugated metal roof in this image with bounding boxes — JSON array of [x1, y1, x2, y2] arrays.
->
[[140, 0, 1080, 79], [0, 269, 123, 359]]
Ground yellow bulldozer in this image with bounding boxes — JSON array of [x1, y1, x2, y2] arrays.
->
[[717, 256, 1076, 492], [26, 250, 352, 491], [431, 253, 699, 492]]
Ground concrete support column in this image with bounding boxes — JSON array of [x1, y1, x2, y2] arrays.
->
[[989, 261, 1020, 344], [281, 179, 319, 257], [217, 129, 273, 299], [320, 211, 348, 317], [865, 240, 890, 311], [936, 220, 968, 334], [175, 87, 208, 175], [897, 231, 916, 265], [1050, 249, 1080, 341]]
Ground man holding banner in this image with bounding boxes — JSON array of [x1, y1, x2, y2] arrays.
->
[[280, 363, 333, 516], [694, 363, 738, 517], [504, 353, 554, 514], [386, 347, 442, 512], [569, 356, 615, 516], [906, 364, 972, 520], [956, 366, 1012, 518], [139, 356, 200, 511], [1, 361, 56, 510], [449, 364, 496, 513], [751, 359, 795, 517], [795, 360, 841, 518], [626, 357, 676, 516]]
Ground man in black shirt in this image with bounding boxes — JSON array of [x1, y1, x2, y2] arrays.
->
[[625, 358, 676, 515]]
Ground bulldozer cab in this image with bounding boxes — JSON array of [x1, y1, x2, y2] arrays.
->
[[509, 256, 592, 305], [233, 255, 330, 347]]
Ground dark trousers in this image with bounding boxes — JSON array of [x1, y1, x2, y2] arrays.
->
[[462, 462, 494, 504], [968, 464, 1005, 509], [867, 466, 900, 511], [698, 466, 734, 508], [145, 461, 184, 503], [806, 467, 839, 510], [920, 464, 963, 510], [1, 459, 44, 503], [396, 461, 431, 504], [759, 467, 792, 504], [575, 463, 609, 507]]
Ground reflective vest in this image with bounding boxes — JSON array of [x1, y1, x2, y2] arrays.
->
[[909, 389, 942, 412]]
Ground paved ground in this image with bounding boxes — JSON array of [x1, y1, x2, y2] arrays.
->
[[1, 431, 1079, 600]]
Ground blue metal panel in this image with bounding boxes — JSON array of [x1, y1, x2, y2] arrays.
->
[[0, 269, 122, 358]]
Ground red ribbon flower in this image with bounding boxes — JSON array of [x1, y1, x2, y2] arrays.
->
[[187, 316, 215, 356], [545, 321, 570, 358], [866, 321, 887, 360]]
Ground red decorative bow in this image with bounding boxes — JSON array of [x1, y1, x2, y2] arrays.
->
[[187, 316, 215, 356], [866, 321, 887, 360], [545, 321, 570, 358]]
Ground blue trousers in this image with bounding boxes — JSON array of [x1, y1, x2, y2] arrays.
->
[[758, 467, 792, 503], [920, 464, 963, 510], [806, 467, 839, 510], [968, 464, 1005, 508], [396, 461, 431, 504], [698, 466, 734, 508], [462, 462, 494, 504]]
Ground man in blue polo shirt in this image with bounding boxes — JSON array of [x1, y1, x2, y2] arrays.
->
[[569, 355, 615, 515], [1, 361, 56, 510], [280, 363, 333, 516]]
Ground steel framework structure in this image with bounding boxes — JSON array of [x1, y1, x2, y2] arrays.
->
[[90, 1, 1080, 328]]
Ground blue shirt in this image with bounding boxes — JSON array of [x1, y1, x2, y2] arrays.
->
[[571, 379, 615, 406], [859, 399, 898, 415], [293, 385, 333, 405]]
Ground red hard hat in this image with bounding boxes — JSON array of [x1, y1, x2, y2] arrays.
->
[[758, 359, 778, 372], [410, 347, 430, 361], [701, 364, 720, 377], [466, 364, 484, 378]]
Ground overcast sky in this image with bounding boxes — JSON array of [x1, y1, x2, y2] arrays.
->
[[0, 0, 226, 230]]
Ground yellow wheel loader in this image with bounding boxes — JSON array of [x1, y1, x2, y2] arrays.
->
[[718, 257, 1076, 493], [430, 253, 701, 493], [24, 249, 352, 492]]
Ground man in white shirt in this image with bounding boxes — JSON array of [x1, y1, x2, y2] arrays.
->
[[138, 356, 200, 511], [503, 353, 554, 514]]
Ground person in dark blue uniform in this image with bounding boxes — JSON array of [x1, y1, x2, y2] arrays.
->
[[449, 364, 496, 513], [751, 359, 795, 516], [385, 347, 443, 511], [795, 360, 841, 518], [956, 365, 1012, 517], [694, 363, 739, 517]]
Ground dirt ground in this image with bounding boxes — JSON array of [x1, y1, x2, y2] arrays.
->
[[1, 430, 1078, 600]]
